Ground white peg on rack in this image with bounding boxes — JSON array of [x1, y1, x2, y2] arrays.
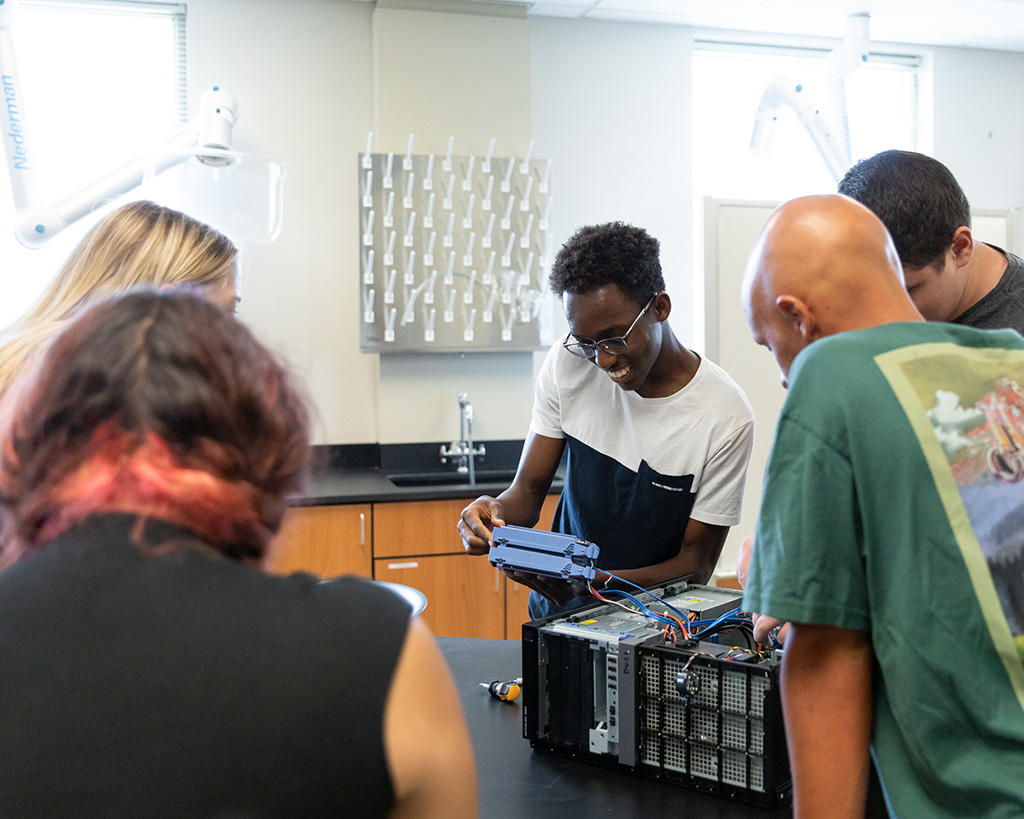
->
[[462, 155, 475, 191], [362, 210, 375, 246], [403, 212, 417, 247], [540, 233, 554, 269], [424, 270, 438, 304], [425, 307, 437, 342], [444, 212, 455, 248], [482, 212, 495, 249], [403, 173, 415, 209], [401, 290, 417, 326], [521, 214, 534, 247], [483, 287, 498, 323], [523, 251, 535, 281], [540, 158, 552, 194], [362, 170, 373, 208], [403, 134, 415, 171], [482, 175, 494, 211], [502, 196, 515, 230], [462, 194, 475, 230], [482, 137, 496, 174], [464, 270, 477, 304], [502, 233, 516, 268], [501, 271, 515, 303], [362, 132, 374, 169], [423, 155, 434, 191], [501, 159, 514, 193], [383, 152, 394, 188], [384, 230, 396, 266], [443, 136, 455, 172], [540, 195, 553, 232], [444, 251, 456, 285], [443, 173, 456, 211], [424, 231, 437, 267], [404, 250, 416, 285], [483, 250, 496, 286], [464, 307, 477, 342], [463, 231, 476, 267], [519, 139, 534, 175], [444, 288, 457, 322], [383, 191, 395, 228], [364, 288, 375, 323], [424, 192, 435, 229], [520, 176, 534, 210], [384, 269, 397, 304], [384, 307, 397, 342], [363, 248, 375, 285], [502, 306, 516, 341]]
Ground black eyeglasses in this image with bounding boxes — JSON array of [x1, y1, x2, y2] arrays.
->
[[562, 293, 658, 360]]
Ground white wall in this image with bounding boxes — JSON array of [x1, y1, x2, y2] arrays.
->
[[169, 3, 1024, 471]]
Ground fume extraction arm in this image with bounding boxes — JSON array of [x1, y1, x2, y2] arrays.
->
[[749, 13, 870, 182], [0, 0, 285, 249]]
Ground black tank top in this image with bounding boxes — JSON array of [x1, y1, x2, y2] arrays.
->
[[0, 513, 411, 818]]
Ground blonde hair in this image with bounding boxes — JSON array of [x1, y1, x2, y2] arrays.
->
[[0, 201, 238, 397]]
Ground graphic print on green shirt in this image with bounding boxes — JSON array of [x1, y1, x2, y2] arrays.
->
[[877, 342, 1024, 704]]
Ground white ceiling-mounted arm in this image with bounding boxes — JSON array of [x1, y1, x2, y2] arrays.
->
[[12, 88, 241, 248], [823, 13, 870, 163], [1, 0, 34, 212], [1, 0, 283, 248], [749, 74, 850, 182]]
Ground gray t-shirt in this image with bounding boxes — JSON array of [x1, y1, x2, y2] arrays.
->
[[953, 244, 1024, 335]]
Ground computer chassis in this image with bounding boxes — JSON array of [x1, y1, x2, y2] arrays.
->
[[521, 578, 792, 808]]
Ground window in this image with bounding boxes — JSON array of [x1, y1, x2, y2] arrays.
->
[[0, 0, 186, 329], [692, 43, 923, 201]]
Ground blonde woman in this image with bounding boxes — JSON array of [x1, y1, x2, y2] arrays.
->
[[0, 200, 239, 396]]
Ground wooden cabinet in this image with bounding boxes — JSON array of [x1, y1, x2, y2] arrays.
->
[[374, 553, 505, 639], [373, 498, 467, 558], [264, 504, 372, 579], [266, 493, 561, 639]]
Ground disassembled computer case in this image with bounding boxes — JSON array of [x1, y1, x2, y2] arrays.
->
[[522, 578, 792, 808]]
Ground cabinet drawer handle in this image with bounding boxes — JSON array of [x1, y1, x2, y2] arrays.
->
[[387, 561, 419, 570], [359, 512, 365, 545], [494, 567, 500, 592]]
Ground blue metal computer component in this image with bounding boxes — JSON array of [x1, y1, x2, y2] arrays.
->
[[488, 525, 599, 582]]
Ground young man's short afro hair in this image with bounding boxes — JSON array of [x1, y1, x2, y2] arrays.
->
[[548, 221, 664, 307]]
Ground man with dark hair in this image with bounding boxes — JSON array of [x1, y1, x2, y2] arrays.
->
[[838, 149, 1024, 334], [458, 221, 754, 619], [742, 194, 1024, 818]]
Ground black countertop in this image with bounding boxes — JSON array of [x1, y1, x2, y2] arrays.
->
[[292, 439, 564, 506]]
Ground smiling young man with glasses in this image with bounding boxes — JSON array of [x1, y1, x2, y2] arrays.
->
[[458, 221, 754, 619]]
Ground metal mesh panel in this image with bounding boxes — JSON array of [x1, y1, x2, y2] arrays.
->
[[750, 717, 765, 755], [690, 707, 719, 745], [722, 749, 748, 787], [750, 674, 770, 718], [690, 743, 719, 780], [722, 668, 748, 713], [722, 712, 747, 751]]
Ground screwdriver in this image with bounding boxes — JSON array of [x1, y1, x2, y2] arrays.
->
[[480, 678, 522, 702]]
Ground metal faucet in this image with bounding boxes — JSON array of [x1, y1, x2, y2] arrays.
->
[[440, 392, 487, 484]]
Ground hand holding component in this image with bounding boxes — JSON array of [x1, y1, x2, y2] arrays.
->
[[458, 497, 506, 556]]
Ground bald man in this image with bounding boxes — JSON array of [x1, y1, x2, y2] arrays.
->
[[742, 194, 1024, 819]]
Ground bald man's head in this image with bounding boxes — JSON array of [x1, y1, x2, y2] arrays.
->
[[742, 194, 922, 387]]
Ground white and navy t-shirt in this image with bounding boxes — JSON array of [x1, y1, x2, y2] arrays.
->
[[529, 341, 754, 617]]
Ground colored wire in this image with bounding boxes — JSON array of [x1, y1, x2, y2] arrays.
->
[[598, 571, 694, 625]]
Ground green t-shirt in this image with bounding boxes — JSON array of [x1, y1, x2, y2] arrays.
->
[[745, 322, 1024, 818]]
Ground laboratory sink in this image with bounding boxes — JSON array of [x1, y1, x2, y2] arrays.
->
[[387, 469, 518, 488]]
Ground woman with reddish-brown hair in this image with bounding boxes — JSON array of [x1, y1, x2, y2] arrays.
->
[[0, 289, 476, 819]]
